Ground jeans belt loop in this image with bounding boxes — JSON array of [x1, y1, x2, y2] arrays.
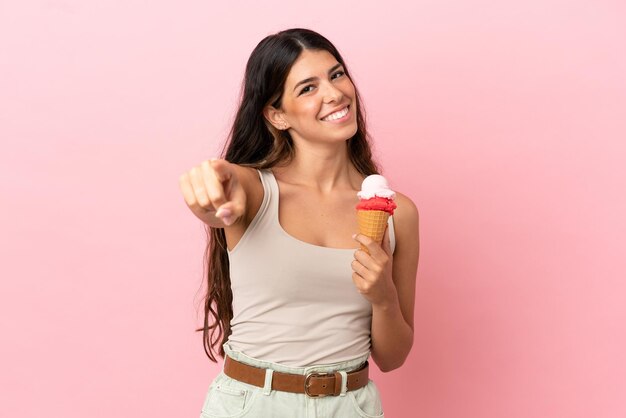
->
[[262, 369, 274, 396], [338, 370, 348, 397]]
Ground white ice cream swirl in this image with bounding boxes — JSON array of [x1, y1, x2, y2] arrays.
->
[[357, 175, 396, 199]]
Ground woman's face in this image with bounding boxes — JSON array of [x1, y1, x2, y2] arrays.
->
[[272, 49, 358, 144]]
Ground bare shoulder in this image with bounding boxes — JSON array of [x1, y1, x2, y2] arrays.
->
[[393, 191, 420, 235], [391, 191, 420, 263], [230, 164, 260, 185], [231, 164, 264, 225], [232, 164, 262, 192], [221, 164, 265, 251]]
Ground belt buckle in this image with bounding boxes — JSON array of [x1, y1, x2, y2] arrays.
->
[[304, 371, 329, 398]]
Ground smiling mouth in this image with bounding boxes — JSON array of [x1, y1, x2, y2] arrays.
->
[[321, 105, 350, 122]]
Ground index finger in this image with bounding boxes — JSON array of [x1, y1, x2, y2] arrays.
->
[[353, 233, 381, 256]]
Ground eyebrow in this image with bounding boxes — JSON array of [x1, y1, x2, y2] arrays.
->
[[292, 63, 344, 92]]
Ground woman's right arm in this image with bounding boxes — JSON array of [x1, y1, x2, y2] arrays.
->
[[178, 159, 262, 231]]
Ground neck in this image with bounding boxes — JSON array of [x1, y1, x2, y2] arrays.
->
[[274, 140, 361, 193]]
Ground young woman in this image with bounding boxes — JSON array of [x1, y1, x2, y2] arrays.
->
[[179, 28, 419, 418]]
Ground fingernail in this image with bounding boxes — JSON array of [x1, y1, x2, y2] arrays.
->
[[215, 207, 231, 217], [352, 234, 357, 239], [222, 216, 233, 225]]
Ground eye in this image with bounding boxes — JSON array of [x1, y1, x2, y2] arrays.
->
[[331, 71, 345, 79], [299, 85, 315, 95]]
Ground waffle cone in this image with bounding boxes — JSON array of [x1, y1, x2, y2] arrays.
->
[[357, 210, 389, 252]]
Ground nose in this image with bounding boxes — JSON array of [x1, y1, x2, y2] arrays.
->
[[322, 81, 344, 103]]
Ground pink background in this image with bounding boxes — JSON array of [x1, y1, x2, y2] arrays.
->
[[1, 1, 625, 417]]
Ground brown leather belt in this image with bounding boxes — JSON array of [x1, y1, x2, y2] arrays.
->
[[223, 356, 369, 397]]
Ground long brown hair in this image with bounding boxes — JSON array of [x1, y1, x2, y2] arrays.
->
[[199, 28, 380, 361]]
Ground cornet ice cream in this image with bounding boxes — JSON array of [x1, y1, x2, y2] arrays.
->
[[356, 175, 397, 252]]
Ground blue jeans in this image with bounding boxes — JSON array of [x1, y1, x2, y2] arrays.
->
[[199, 343, 385, 418]]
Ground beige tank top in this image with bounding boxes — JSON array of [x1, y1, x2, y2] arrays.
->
[[225, 169, 396, 366]]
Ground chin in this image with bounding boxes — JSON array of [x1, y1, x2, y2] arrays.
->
[[345, 123, 359, 139], [331, 125, 358, 142]]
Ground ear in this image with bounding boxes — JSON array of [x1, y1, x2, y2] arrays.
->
[[263, 105, 289, 131]]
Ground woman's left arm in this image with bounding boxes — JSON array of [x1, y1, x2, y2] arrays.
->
[[352, 192, 420, 372]]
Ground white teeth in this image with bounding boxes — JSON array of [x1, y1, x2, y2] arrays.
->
[[322, 106, 349, 121]]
